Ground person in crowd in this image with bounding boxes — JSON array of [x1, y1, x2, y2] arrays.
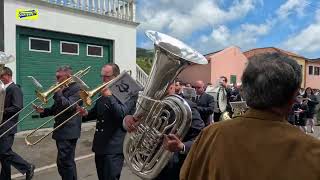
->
[[175, 80, 183, 97], [212, 76, 232, 122], [194, 80, 215, 126], [0, 67, 35, 180], [299, 88, 305, 96], [34, 66, 81, 180], [180, 53, 320, 180], [292, 95, 308, 133], [230, 83, 241, 102], [180, 82, 187, 95], [314, 89, 320, 124], [77, 63, 137, 180], [303, 87, 319, 133]]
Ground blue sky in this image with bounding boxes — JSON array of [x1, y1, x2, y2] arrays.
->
[[136, 0, 320, 58]]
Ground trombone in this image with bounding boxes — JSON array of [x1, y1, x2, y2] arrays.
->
[[0, 66, 91, 138], [79, 70, 132, 106], [24, 71, 129, 146]]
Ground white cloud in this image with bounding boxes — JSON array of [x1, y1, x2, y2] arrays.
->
[[240, 22, 271, 36], [210, 25, 230, 46], [138, 40, 153, 50], [137, 0, 262, 38], [282, 9, 320, 54], [195, 20, 274, 53], [137, 0, 310, 53], [276, 0, 310, 19], [191, 0, 311, 53]]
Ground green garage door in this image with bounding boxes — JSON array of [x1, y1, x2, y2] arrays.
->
[[16, 26, 113, 131]]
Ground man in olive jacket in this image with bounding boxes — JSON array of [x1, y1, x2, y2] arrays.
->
[[181, 53, 320, 180]]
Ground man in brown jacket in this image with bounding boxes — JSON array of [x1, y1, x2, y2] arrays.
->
[[180, 52, 320, 180]]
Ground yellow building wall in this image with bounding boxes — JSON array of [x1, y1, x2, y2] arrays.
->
[[291, 57, 306, 88]]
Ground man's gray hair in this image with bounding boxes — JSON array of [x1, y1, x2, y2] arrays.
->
[[56, 65, 72, 74], [103, 63, 120, 77], [241, 53, 302, 109], [0, 67, 12, 76]]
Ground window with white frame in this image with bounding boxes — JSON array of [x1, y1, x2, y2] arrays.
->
[[309, 66, 314, 75], [60, 41, 79, 55], [29, 37, 51, 53], [87, 45, 103, 57]]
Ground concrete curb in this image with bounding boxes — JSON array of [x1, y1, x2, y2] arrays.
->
[[11, 153, 95, 179], [15, 122, 96, 137]]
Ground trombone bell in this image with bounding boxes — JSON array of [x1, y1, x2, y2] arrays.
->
[[79, 90, 93, 107], [36, 91, 49, 104], [79, 83, 107, 107], [74, 71, 130, 107]]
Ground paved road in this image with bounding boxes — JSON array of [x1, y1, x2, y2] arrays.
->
[[14, 156, 141, 180]]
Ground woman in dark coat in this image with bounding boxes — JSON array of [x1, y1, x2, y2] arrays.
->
[[292, 95, 308, 133], [303, 87, 319, 133]]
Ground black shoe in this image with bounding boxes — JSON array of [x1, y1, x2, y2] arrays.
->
[[26, 164, 35, 180]]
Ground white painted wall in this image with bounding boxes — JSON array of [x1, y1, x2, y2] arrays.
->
[[4, 0, 138, 82]]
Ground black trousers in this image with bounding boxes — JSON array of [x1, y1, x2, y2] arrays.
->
[[94, 154, 124, 180], [56, 139, 78, 180], [214, 112, 222, 122], [155, 153, 186, 180], [0, 135, 31, 180]]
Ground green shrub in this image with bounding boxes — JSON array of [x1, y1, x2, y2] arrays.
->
[[137, 57, 152, 75]]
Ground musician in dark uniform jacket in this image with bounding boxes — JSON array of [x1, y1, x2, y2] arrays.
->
[[230, 84, 242, 102], [0, 67, 35, 180], [175, 80, 184, 97], [124, 82, 205, 180], [34, 66, 81, 180], [156, 83, 205, 180], [78, 63, 137, 180], [194, 80, 214, 126]]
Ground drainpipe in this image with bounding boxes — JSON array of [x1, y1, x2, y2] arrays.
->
[[0, 0, 4, 51], [304, 60, 307, 88]]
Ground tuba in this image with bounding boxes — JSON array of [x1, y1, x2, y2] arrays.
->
[[0, 52, 15, 124], [206, 83, 229, 120], [123, 30, 207, 179], [207, 84, 227, 113]]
